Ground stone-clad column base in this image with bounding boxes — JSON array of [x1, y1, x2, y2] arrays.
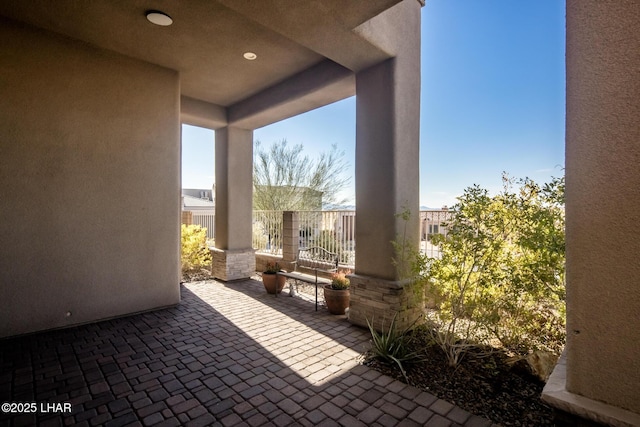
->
[[347, 274, 423, 332], [210, 247, 256, 281], [282, 211, 299, 263], [542, 352, 640, 427]]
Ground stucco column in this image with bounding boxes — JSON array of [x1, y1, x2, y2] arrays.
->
[[348, 0, 422, 331], [542, 2, 640, 425], [211, 126, 255, 281]]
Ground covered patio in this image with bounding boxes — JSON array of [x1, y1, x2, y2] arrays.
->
[[0, 280, 492, 427], [1, 0, 640, 425]]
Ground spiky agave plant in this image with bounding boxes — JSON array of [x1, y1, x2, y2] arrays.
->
[[365, 313, 422, 382]]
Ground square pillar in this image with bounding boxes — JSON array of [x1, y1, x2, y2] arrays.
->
[[349, 0, 422, 330], [542, 1, 640, 425], [282, 211, 299, 264], [212, 127, 255, 280]]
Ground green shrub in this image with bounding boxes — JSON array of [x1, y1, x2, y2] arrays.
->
[[421, 175, 566, 365], [181, 224, 212, 278]]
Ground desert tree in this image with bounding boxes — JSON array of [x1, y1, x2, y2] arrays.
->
[[253, 139, 351, 211]]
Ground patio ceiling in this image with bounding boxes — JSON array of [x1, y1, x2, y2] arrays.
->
[[0, 0, 401, 128]]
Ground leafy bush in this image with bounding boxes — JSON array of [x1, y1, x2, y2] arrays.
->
[[421, 175, 566, 365], [181, 224, 212, 278]]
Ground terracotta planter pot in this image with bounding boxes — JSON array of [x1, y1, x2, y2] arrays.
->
[[323, 285, 350, 315], [263, 273, 286, 294]]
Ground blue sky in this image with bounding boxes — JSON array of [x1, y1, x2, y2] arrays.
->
[[182, 0, 566, 208]]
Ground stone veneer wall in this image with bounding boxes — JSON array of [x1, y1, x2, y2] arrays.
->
[[181, 211, 193, 225], [348, 274, 423, 332], [211, 248, 256, 281], [282, 211, 299, 263]]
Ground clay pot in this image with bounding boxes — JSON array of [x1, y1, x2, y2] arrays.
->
[[323, 285, 350, 315], [263, 273, 286, 294]]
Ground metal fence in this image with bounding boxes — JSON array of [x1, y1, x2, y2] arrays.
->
[[192, 212, 215, 240], [252, 210, 452, 265], [298, 210, 356, 266], [252, 210, 283, 255], [419, 210, 452, 258]]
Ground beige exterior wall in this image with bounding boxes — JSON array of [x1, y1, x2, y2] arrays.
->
[[564, 0, 640, 415], [0, 19, 181, 338]]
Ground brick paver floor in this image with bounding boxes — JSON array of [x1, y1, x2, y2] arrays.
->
[[0, 278, 496, 427]]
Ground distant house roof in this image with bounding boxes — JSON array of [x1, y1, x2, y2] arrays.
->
[[182, 194, 215, 211], [182, 188, 214, 201]]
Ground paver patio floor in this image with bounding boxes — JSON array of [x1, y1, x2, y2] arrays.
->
[[0, 278, 495, 427]]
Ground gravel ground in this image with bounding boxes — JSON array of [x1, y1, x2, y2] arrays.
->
[[362, 327, 556, 427]]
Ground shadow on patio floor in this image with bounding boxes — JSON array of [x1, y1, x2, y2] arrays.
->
[[0, 279, 494, 427]]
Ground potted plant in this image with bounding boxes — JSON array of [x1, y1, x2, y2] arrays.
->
[[262, 262, 286, 294], [324, 269, 351, 315]]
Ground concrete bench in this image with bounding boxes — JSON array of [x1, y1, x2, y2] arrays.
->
[[278, 246, 339, 311]]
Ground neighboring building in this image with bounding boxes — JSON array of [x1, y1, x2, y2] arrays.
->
[[182, 187, 215, 212], [181, 188, 215, 239], [182, 195, 215, 212], [419, 208, 452, 241]]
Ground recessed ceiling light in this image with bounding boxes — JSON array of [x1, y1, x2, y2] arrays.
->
[[243, 52, 257, 60], [146, 11, 173, 26]]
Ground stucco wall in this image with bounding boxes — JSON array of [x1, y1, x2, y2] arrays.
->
[[0, 19, 181, 338], [565, 0, 640, 414], [354, 0, 421, 280]]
